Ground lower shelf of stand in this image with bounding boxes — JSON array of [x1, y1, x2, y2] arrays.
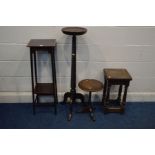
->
[[103, 99, 124, 113], [34, 83, 54, 95]]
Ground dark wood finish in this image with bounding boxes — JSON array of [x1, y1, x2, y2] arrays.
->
[[102, 68, 132, 113], [62, 27, 87, 36], [27, 39, 56, 47], [27, 39, 58, 115], [78, 79, 103, 121], [62, 27, 87, 121], [34, 83, 54, 95]]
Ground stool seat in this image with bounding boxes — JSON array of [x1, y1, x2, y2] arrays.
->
[[79, 79, 103, 92], [62, 27, 87, 36], [104, 68, 132, 80]]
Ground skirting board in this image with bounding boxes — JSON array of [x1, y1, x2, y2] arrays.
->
[[0, 92, 155, 103]]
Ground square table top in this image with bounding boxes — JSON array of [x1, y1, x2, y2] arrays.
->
[[104, 68, 132, 80], [27, 39, 56, 47]]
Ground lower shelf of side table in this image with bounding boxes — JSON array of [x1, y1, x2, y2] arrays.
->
[[34, 83, 54, 95], [103, 99, 124, 113], [104, 106, 124, 113]]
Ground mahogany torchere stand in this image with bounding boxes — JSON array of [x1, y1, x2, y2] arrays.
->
[[27, 39, 58, 115], [62, 27, 87, 121]]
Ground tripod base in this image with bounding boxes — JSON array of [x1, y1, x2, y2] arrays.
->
[[64, 92, 84, 103], [76, 107, 96, 121], [64, 92, 84, 121]]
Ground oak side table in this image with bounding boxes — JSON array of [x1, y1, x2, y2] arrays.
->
[[102, 68, 132, 113]]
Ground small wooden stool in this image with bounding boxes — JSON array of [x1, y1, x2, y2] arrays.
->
[[78, 79, 103, 121], [102, 69, 132, 113]]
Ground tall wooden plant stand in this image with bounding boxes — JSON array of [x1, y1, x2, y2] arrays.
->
[[27, 39, 58, 115]]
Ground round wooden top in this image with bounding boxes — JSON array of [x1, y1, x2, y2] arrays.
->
[[78, 79, 103, 92], [62, 27, 87, 35]]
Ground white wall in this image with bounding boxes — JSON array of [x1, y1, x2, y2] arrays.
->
[[0, 26, 155, 103]]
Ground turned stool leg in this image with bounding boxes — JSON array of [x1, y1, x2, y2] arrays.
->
[[68, 100, 73, 121], [88, 91, 95, 121]]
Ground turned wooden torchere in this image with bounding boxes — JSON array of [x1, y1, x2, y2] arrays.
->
[[62, 27, 87, 121]]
